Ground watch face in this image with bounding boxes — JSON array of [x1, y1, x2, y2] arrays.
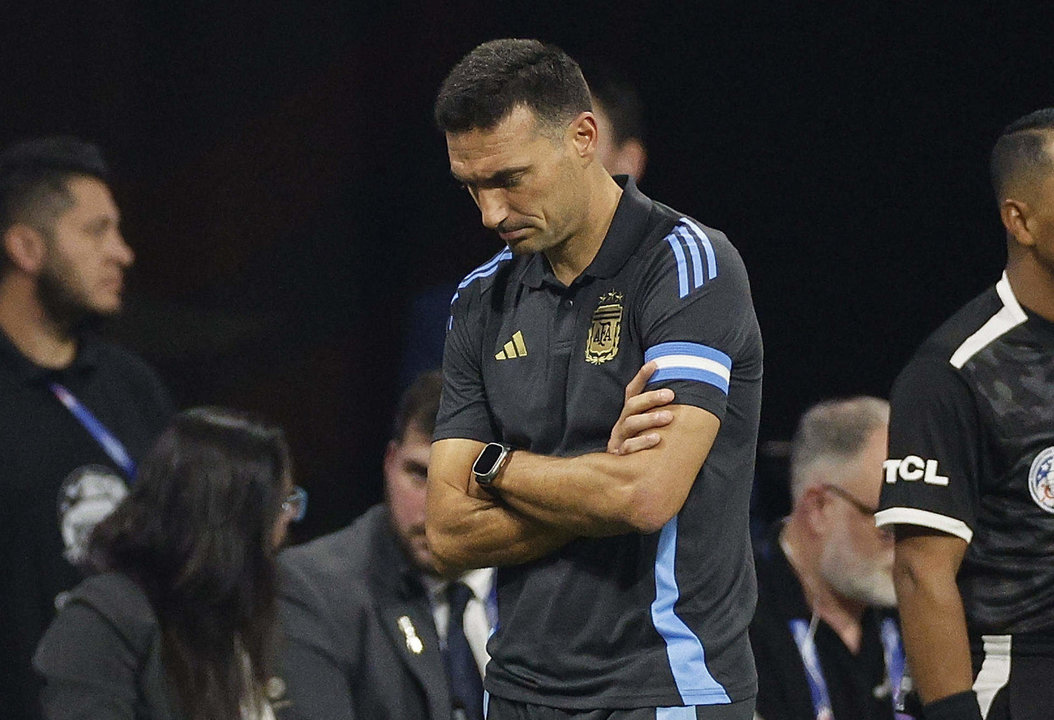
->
[[473, 443, 505, 476]]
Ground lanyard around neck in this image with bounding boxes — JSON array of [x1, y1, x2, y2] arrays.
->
[[50, 382, 136, 480], [789, 614, 905, 720]]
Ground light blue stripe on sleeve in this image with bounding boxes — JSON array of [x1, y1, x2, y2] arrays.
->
[[651, 516, 731, 705], [449, 247, 514, 323], [675, 226, 705, 290], [459, 247, 513, 288], [665, 235, 690, 298], [681, 217, 717, 281], [656, 706, 697, 719], [645, 342, 732, 393], [645, 341, 732, 369]]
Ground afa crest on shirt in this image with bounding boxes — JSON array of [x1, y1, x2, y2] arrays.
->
[[1028, 446, 1054, 514], [585, 291, 623, 365]]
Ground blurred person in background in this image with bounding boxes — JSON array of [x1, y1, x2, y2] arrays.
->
[[580, 58, 648, 182], [33, 407, 303, 720], [276, 370, 495, 720], [751, 397, 902, 720], [0, 136, 173, 719]]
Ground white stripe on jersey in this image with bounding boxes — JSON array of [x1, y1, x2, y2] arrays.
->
[[652, 353, 732, 385], [874, 507, 973, 543], [950, 272, 1028, 369], [974, 635, 1011, 720]]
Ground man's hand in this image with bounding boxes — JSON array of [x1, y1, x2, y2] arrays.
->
[[607, 361, 675, 456]]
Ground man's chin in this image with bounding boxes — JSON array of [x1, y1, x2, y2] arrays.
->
[[404, 539, 437, 574], [69, 308, 114, 334], [39, 293, 117, 331]]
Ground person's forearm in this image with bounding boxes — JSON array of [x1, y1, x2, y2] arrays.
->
[[491, 405, 716, 536], [494, 449, 660, 535], [426, 438, 575, 573], [427, 490, 573, 574], [894, 546, 974, 704]]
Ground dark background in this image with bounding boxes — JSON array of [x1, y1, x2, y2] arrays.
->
[[3, 2, 1050, 541]]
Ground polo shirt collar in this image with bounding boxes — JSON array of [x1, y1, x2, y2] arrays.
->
[[0, 327, 98, 386], [522, 175, 652, 289]]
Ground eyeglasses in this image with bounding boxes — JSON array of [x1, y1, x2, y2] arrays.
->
[[281, 485, 308, 523], [821, 483, 877, 516]]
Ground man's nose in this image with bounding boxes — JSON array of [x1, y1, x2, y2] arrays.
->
[[477, 188, 508, 230], [109, 230, 134, 267]]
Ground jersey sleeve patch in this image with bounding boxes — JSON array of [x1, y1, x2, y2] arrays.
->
[[874, 507, 973, 543], [645, 341, 732, 394]]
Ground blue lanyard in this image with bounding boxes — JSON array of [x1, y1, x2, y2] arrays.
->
[[789, 617, 834, 720], [880, 617, 908, 719], [486, 576, 499, 630], [50, 382, 136, 479], [789, 615, 905, 720]]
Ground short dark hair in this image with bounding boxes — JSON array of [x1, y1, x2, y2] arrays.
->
[[435, 38, 592, 135], [91, 407, 291, 720], [990, 108, 1054, 203], [579, 58, 646, 147], [392, 369, 443, 442], [0, 136, 110, 275]]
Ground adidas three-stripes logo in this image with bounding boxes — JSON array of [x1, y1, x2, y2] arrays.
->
[[495, 331, 527, 360]]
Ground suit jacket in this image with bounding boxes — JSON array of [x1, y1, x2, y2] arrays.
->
[[276, 504, 450, 720], [33, 572, 180, 720]]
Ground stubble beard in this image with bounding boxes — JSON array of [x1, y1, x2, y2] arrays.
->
[[36, 258, 109, 334], [819, 538, 898, 608]]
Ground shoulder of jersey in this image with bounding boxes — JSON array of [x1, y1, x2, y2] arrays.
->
[[642, 206, 741, 291], [912, 285, 1010, 366], [450, 247, 517, 307]]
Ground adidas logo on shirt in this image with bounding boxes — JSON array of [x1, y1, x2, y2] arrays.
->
[[495, 331, 527, 360]]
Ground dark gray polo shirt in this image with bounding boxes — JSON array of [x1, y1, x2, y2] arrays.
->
[[436, 177, 762, 712]]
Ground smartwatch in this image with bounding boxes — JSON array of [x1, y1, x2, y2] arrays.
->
[[472, 442, 512, 487]]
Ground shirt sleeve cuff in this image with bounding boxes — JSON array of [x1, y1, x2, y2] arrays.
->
[[874, 507, 973, 543]]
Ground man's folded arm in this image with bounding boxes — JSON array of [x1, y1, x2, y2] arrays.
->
[[426, 437, 575, 575], [491, 404, 717, 535], [427, 404, 715, 574]]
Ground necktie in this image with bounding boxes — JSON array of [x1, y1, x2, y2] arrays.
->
[[444, 581, 484, 720]]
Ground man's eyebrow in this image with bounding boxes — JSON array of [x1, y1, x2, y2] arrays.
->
[[451, 166, 530, 187], [83, 213, 120, 229]]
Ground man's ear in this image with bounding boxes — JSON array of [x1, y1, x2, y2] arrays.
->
[[800, 484, 833, 536], [1000, 198, 1035, 249], [383, 439, 400, 476], [569, 111, 599, 159], [3, 224, 48, 274]]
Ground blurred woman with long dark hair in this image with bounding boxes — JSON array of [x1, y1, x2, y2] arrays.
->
[[34, 407, 306, 720]]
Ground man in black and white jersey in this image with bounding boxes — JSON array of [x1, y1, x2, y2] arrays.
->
[[426, 39, 762, 720], [875, 108, 1054, 720]]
